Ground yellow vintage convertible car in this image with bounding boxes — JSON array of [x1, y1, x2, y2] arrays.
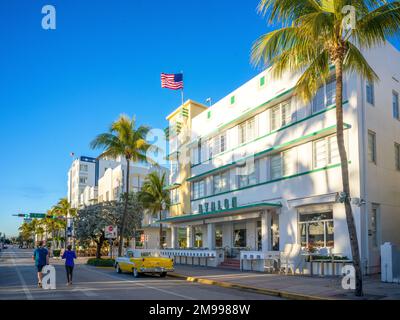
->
[[114, 250, 174, 278]]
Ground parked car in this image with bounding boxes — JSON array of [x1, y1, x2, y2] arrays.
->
[[114, 250, 174, 278]]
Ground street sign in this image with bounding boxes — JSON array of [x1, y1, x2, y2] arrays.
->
[[104, 225, 117, 239], [29, 213, 46, 218]]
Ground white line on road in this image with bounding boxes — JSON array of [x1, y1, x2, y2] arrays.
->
[[83, 265, 197, 300], [10, 251, 34, 300]]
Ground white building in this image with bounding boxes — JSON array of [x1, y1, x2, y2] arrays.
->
[[162, 43, 400, 274], [67, 156, 122, 209], [97, 163, 170, 249]]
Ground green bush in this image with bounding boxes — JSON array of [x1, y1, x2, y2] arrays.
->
[[53, 250, 61, 257], [87, 258, 115, 267]]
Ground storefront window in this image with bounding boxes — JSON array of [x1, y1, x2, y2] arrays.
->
[[298, 210, 334, 248], [161, 230, 167, 248], [233, 229, 246, 247], [194, 227, 203, 248], [135, 230, 144, 248], [257, 221, 262, 251], [178, 228, 187, 248]]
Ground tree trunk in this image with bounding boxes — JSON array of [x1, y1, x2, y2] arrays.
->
[[95, 236, 104, 259], [118, 158, 130, 256], [159, 211, 163, 249], [335, 59, 363, 296]]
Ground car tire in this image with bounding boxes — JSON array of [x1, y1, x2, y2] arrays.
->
[[160, 272, 167, 278], [115, 264, 122, 274], [133, 268, 140, 278]]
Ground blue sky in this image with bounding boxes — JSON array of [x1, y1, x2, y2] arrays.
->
[[0, 1, 399, 237]]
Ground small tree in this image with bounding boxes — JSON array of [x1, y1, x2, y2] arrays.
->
[[75, 195, 143, 258], [139, 172, 170, 249]]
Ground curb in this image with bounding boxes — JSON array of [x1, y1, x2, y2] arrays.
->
[[168, 273, 332, 300]]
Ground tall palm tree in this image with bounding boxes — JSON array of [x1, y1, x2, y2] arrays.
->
[[53, 198, 76, 248], [139, 171, 170, 249], [91, 115, 153, 256], [251, 0, 400, 296]]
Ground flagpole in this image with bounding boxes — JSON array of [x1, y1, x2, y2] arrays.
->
[[181, 70, 184, 106]]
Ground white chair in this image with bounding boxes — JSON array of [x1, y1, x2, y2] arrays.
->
[[279, 244, 305, 275]]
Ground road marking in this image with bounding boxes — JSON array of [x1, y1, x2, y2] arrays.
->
[[11, 251, 34, 300], [83, 265, 197, 300], [72, 287, 98, 297]]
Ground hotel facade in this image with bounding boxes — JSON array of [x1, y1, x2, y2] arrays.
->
[[161, 43, 400, 274]]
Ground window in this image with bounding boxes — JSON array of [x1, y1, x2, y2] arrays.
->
[[370, 205, 380, 248], [207, 110, 212, 119], [79, 176, 88, 184], [194, 227, 203, 248], [80, 164, 88, 172], [213, 171, 229, 194], [171, 189, 180, 204], [270, 154, 282, 180], [395, 143, 400, 171], [368, 130, 377, 164], [282, 149, 297, 177], [212, 132, 227, 156], [393, 91, 399, 120], [237, 160, 258, 188], [215, 228, 223, 247], [270, 150, 297, 180], [366, 81, 375, 105], [233, 223, 247, 247], [313, 134, 340, 168], [192, 180, 206, 200], [230, 95, 235, 105], [238, 117, 256, 144], [271, 100, 295, 131], [312, 78, 337, 113], [299, 209, 334, 248]]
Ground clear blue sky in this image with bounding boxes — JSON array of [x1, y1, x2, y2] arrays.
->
[[0, 0, 399, 237]]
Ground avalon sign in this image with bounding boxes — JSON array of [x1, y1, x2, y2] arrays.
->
[[198, 197, 238, 214]]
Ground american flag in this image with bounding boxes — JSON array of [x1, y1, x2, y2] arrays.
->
[[161, 73, 184, 90]]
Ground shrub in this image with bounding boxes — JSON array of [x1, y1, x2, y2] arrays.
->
[[53, 250, 61, 257], [87, 258, 115, 267]]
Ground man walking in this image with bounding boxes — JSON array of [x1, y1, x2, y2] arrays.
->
[[32, 241, 49, 288]]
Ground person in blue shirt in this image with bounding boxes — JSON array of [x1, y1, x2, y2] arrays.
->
[[32, 241, 49, 288], [62, 245, 77, 285]]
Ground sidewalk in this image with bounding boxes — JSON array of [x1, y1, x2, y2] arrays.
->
[[170, 265, 400, 300]]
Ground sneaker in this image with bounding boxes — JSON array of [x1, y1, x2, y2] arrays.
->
[[66, 282, 70, 286], [38, 283, 42, 288]]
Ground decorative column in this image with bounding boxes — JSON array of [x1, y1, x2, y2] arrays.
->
[[261, 210, 271, 252], [171, 226, 178, 249], [207, 223, 216, 250], [187, 226, 194, 248]]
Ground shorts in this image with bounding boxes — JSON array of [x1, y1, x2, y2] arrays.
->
[[36, 264, 45, 272]]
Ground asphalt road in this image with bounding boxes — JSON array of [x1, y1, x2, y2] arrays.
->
[[0, 247, 282, 300]]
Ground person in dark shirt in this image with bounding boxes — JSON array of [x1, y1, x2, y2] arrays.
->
[[32, 241, 49, 288], [62, 245, 77, 285]]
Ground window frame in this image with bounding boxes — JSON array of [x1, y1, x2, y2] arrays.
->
[[368, 130, 377, 164], [393, 90, 399, 120], [366, 81, 375, 106]]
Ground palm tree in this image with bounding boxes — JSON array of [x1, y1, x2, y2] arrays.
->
[[139, 171, 170, 249], [53, 198, 76, 248], [91, 115, 153, 256], [251, 0, 400, 296]]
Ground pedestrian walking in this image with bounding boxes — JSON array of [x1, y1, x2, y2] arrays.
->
[[62, 245, 77, 285], [32, 241, 49, 288]]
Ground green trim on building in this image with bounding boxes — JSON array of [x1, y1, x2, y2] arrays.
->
[[188, 87, 296, 147], [191, 102, 347, 168], [159, 201, 282, 223], [187, 123, 351, 182], [191, 162, 349, 202]]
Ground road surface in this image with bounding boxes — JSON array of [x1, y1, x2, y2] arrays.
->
[[0, 247, 282, 300]]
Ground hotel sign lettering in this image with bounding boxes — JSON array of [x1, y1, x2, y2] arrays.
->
[[199, 197, 238, 214]]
